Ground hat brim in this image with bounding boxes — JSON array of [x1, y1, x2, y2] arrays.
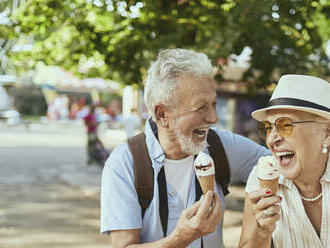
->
[[251, 105, 330, 121]]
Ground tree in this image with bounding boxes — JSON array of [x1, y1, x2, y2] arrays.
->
[[0, 0, 17, 74], [4, 0, 330, 89]]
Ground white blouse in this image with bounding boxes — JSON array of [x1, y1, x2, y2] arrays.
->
[[245, 156, 330, 248]]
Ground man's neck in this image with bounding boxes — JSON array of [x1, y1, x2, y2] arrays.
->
[[157, 126, 188, 160]]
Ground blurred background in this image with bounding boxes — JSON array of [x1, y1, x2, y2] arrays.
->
[[0, 1, 329, 247]]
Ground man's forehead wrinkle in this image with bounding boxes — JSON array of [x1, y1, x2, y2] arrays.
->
[[190, 92, 217, 105], [175, 93, 216, 111]]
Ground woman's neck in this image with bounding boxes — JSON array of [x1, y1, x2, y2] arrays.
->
[[294, 155, 328, 197]]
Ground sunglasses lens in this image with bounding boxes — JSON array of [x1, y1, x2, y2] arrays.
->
[[276, 117, 293, 137], [257, 122, 271, 141]]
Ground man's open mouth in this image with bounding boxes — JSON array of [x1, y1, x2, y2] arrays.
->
[[193, 127, 208, 138]]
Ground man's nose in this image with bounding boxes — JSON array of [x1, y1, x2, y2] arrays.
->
[[205, 106, 218, 124]]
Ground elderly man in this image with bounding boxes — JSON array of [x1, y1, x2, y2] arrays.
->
[[101, 49, 269, 247]]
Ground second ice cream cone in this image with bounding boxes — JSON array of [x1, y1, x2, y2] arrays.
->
[[259, 178, 279, 195], [257, 156, 281, 195]]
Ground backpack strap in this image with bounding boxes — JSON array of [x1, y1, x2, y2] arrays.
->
[[128, 128, 231, 220], [207, 129, 231, 196], [127, 133, 154, 217]]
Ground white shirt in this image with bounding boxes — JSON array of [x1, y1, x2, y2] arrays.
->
[[164, 155, 194, 208], [246, 156, 330, 248]]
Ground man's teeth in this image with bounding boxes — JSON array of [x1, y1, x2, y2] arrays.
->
[[276, 151, 294, 157], [194, 128, 208, 137]]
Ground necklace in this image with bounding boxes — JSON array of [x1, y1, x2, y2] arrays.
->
[[300, 192, 323, 202]]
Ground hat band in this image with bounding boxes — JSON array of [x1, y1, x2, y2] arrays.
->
[[269, 98, 330, 112]]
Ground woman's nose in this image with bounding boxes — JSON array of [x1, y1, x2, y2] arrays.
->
[[267, 125, 283, 146]]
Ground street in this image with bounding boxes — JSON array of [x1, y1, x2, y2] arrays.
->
[[0, 121, 244, 248], [0, 121, 111, 248]]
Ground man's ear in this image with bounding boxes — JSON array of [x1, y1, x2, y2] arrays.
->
[[154, 104, 169, 128]]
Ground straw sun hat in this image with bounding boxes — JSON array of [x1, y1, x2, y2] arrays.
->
[[251, 74, 330, 121]]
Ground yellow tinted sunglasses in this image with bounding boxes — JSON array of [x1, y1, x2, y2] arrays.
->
[[257, 117, 317, 142]]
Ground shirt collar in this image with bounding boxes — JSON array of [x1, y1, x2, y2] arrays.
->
[[145, 119, 165, 166], [278, 174, 294, 189], [279, 155, 330, 188]]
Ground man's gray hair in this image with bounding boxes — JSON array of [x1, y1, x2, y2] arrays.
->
[[144, 48, 213, 120]]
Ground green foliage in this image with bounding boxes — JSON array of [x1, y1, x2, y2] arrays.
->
[[4, 0, 330, 89]]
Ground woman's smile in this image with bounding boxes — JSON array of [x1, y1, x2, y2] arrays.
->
[[275, 150, 295, 167]]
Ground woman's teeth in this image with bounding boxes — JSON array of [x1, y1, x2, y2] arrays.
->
[[276, 151, 294, 157], [276, 151, 295, 163]]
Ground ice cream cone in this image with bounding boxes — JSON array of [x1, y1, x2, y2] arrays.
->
[[259, 177, 279, 195], [194, 152, 215, 194], [198, 175, 215, 194], [257, 156, 281, 195]]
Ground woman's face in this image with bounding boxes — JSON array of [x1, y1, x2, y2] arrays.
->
[[265, 109, 329, 180]]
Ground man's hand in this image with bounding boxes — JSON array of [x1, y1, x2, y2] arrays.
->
[[110, 192, 222, 248], [169, 191, 222, 247]]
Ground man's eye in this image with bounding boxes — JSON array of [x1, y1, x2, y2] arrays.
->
[[197, 105, 206, 111]]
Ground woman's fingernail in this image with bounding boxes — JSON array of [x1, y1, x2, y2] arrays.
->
[[279, 196, 282, 200], [265, 189, 272, 195]]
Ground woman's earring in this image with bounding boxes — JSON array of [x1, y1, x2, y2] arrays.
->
[[322, 143, 328, 154]]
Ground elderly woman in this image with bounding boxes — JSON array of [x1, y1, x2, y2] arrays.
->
[[239, 74, 330, 248]]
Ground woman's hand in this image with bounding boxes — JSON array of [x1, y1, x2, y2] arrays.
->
[[239, 189, 282, 248], [249, 189, 282, 235]]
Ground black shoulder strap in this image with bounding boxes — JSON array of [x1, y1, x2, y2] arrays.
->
[[207, 129, 231, 196], [127, 133, 154, 217]]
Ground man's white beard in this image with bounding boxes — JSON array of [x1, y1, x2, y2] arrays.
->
[[175, 128, 207, 155]]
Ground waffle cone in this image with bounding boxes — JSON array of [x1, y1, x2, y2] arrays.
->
[[198, 175, 214, 194], [258, 177, 279, 195]]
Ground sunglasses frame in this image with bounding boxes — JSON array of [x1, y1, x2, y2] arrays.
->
[[257, 117, 317, 142]]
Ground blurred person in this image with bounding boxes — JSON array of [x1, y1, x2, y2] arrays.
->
[[123, 108, 142, 139], [106, 99, 122, 121], [76, 105, 89, 119], [83, 105, 98, 164], [47, 96, 69, 120], [100, 48, 270, 247], [95, 105, 110, 123], [71, 97, 88, 119], [57, 96, 69, 120], [47, 100, 58, 121], [239, 75, 330, 248], [69, 101, 79, 119], [83, 105, 109, 165]]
